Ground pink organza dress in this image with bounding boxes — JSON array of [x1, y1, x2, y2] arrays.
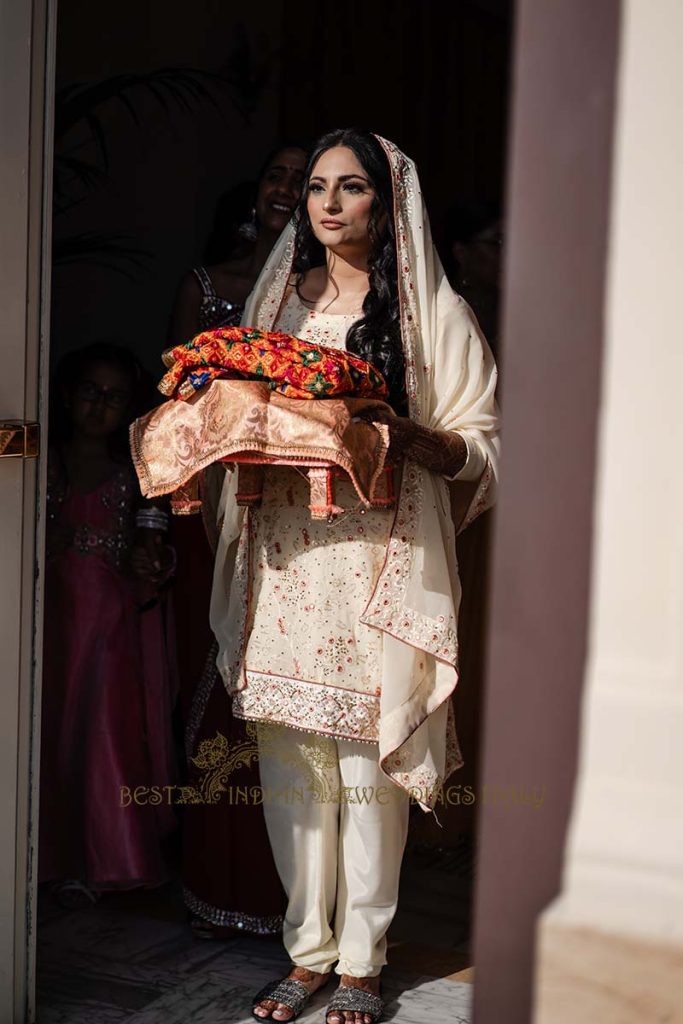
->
[[39, 458, 177, 889]]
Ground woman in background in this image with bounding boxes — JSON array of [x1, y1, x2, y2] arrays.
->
[[169, 143, 307, 940], [441, 200, 503, 356], [168, 144, 308, 345], [437, 199, 504, 862]]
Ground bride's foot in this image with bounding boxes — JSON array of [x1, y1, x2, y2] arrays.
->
[[252, 966, 330, 1021], [326, 975, 383, 1024]]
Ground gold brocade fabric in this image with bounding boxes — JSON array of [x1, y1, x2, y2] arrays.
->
[[130, 380, 393, 512]]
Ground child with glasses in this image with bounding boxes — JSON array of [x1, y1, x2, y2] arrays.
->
[[40, 343, 177, 907]]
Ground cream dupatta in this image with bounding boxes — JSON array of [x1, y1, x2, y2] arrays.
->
[[210, 137, 499, 809]]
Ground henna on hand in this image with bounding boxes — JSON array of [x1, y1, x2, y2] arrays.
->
[[383, 415, 468, 477], [405, 422, 468, 477]]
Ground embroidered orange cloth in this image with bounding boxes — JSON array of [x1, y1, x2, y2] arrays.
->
[[159, 327, 388, 402], [130, 380, 394, 519]]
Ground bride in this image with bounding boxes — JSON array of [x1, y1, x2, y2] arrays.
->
[[208, 128, 499, 1024]]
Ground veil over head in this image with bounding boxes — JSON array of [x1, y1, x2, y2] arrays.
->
[[211, 134, 499, 808]]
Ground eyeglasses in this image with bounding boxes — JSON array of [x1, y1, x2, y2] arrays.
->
[[75, 381, 131, 410]]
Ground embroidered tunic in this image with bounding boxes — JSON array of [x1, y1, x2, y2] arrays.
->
[[231, 288, 393, 742]]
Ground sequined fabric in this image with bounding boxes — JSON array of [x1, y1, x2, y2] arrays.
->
[[46, 460, 134, 568], [193, 266, 243, 331], [275, 284, 360, 344], [183, 886, 283, 935]]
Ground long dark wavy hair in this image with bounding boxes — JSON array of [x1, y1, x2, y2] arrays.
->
[[292, 129, 406, 413]]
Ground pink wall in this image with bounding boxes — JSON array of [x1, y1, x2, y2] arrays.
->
[[472, 2, 621, 1021]]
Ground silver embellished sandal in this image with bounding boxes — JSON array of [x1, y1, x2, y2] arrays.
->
[[252, 977, 318, 1021], [325, 985, 384, 1023]]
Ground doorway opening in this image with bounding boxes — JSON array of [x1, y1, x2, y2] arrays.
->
[[35, 2, 512, 1021]]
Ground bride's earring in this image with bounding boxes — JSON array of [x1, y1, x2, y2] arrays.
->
[[238, 207, 258, 242]]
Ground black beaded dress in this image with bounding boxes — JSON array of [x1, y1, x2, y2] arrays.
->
[[178, 266, 286, 935], [192, 266, 244, 332]]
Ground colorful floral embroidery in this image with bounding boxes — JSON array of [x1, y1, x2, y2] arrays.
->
[[159, 326, 388, 403]]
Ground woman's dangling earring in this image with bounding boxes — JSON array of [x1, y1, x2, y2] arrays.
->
[[238, 207, 258, 242]]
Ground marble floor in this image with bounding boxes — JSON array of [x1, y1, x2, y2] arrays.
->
[[36, 838, 475, 1024]]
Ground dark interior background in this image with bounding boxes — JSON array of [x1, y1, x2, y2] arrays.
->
[[51, 0, 512, 374], [50, 0, 512, 849]]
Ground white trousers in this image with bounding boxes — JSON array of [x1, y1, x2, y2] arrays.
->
[[257, 724, 410, 977]]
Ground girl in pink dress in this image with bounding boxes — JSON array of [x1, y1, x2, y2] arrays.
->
[[40, 344, 177, 905]]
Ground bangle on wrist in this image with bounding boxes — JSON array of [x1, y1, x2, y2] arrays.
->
[[135, 508, 169, 531]]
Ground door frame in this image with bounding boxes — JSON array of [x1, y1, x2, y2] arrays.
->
[[0, 0, 56, 1019]]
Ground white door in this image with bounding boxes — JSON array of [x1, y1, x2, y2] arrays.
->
[[0, 0, 55, 1019]]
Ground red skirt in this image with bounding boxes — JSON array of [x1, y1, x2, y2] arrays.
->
[[174, 516, 285, 934]]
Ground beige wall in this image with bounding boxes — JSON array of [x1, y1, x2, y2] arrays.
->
[[534, 0, 683, 1016]]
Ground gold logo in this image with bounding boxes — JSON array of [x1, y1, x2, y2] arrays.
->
[[119, 724, 546, 810], [175, 723, 339, 806]]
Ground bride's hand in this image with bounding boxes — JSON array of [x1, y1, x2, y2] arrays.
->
[[354, 408, 467, 476], [380, 414, 420, 461], [352, 407, 418, 461]]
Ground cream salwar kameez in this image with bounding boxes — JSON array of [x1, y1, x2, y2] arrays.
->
[[210, 137, 499, 978], [225, 288, 406, 976]]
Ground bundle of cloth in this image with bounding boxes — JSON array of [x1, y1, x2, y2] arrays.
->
[[130, 327, 396, 520]]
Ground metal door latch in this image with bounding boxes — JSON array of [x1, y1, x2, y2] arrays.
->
[[0, 422, 40, 459]]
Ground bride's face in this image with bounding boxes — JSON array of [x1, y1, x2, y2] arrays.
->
[[306, 146, 376, 253]]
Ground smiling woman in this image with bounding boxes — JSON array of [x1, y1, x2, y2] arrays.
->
[[173, 142, 309, 945], [167, 143, 308, 347]]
